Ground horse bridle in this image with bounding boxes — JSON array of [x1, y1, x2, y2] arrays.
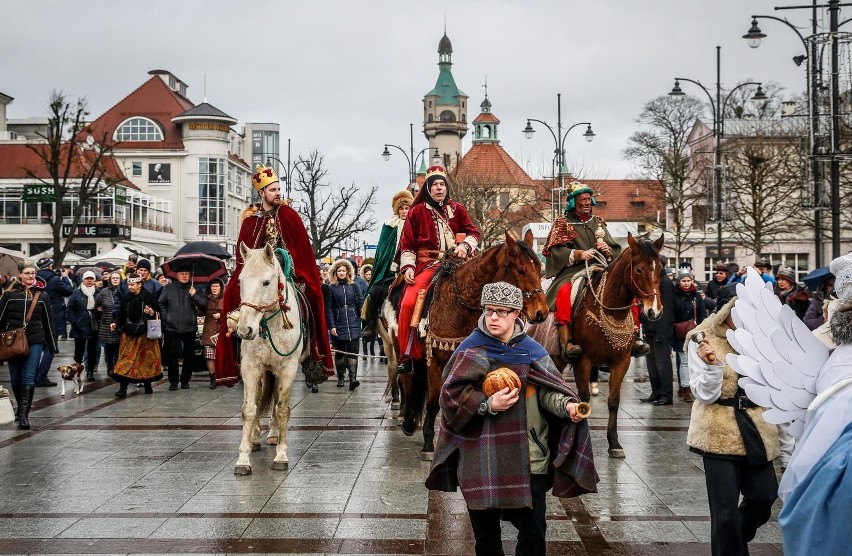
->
[[448, 258, 544, 312], [584, 249, 660, 312]]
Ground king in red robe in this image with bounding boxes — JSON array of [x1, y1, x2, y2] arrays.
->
[[215, 165, 333, 386]]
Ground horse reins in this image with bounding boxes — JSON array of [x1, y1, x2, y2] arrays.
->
[[447, 255, 544, 312], [583, 249, 659, 312]]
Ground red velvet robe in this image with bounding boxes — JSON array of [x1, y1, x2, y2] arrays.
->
[[214, 204, 333, 386], [398, 201, 480, 273]]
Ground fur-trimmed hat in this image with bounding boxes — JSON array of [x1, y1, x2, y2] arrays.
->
[[830, 253, 852, 300], [359, 263, 373, 280], [329, 258, 354, 285], [481, 281, 523, 311], [392, 190, 414, 215]]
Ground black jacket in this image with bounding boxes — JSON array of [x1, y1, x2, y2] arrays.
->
[[0, 282, 58, 352], [117, 288, 160, 335], [672, 285, 708, 350], [66, 287, 99, 339], [158, 281, 206, 333], [640, 272, 675, 339], [36, 269, 74, 320]]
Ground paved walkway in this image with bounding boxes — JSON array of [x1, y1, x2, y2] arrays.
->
[[0, 339, 785, 555]]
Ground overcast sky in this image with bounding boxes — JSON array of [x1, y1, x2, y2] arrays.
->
[[1, 0, 818, 242]]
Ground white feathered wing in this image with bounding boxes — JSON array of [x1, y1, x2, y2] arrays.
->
[[727, 267, 830, 437]]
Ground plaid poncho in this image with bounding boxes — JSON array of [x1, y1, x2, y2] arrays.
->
[[425, 329, 598, 510]]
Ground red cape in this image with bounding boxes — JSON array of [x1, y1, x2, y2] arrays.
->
[[214, 204, 333, 386]]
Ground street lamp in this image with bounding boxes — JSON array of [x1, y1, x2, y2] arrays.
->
[[381, 122, 440, 185], [523, 93, 595, 218], [265, 154, 311, 198], [668, 45, 765, 264], [744, 1, 852, 262]]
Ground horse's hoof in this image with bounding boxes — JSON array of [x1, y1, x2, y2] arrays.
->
[[271, 460, 289, 471], [266, 436, 279, 446], [608, 448, 626, 459], [401, 422, 416, 436], [390, 402, 400, 411], [251, 442, 261, 452], [234, 465, 252, 475], [420, 451, 434, 461]]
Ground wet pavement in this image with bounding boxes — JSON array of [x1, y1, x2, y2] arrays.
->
[[0, 339, 785, 555]]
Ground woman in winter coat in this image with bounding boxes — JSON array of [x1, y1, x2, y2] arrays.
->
[[359, 264, 376, 359], [66, 270, 100, 381], [201, 278, 224, 389], [672, 270, 708, 403], [0, 259, 57, 429], [325, 259, 363, 390], [94, 271, 122, 376], [803, 273, 836, 330], [110, 273, 162, 397]]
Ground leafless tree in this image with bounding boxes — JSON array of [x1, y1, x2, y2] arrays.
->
[[623, 95, 707, 264], [722, 80, 785, 121], [722, 135, 809, 255], [290, 150, 377, 259], [24, 91, 121, 266], [449, 174, 543, 247]]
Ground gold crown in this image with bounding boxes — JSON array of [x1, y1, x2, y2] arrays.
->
[[425, 165, 448, 183], [251, 165, 279, 192]]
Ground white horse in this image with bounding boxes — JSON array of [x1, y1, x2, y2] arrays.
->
[[234, 242, 307, 475]]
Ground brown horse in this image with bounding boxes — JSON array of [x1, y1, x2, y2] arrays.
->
[[530, 232, 664, 458], [394, 233, 549, 459]]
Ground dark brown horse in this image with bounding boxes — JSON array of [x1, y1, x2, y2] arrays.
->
[[530, 232, 664, 458], [395, 233, 549, 459]]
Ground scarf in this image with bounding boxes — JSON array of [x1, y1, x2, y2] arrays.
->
[[678, 283, 697, 294], [81, 284, 96, 310], [456, 318, 549, 365]]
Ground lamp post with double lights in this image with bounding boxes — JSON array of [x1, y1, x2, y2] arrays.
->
[[743, 0, 852, 261], [668, 46, 767, 262], [265, 155, 312, 199], [522, 93, 595, 220], [381, 123, 441, 188]]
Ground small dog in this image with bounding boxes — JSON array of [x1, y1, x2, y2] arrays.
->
[[58, 363, 84, 397]]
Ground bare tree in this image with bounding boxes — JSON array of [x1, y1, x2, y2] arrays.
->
[[24, 91, 121, 266], [290, 150, 377, 259], [623, 95, 707, 264], [723, 135, 810, 255], [723, 80, 785, 120], [449, 174, 543, 247]]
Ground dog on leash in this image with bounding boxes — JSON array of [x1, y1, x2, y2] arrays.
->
[[58, 363, 84, 397]]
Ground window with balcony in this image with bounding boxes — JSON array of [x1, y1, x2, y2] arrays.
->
[[115, 117, 164, 142]]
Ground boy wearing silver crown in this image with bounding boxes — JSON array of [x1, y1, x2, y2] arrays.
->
[[426, 281, 597, 556]]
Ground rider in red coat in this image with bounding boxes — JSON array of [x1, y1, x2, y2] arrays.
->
[[214, 165, 333, 388], [396, 165, 480, 373]]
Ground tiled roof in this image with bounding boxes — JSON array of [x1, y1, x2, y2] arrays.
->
[[533, 178, 665, 222], [452, 142, 535, 187], [472, 112, 499, 124], [0, 144, 136, 188], [81, 75, 193, 150]]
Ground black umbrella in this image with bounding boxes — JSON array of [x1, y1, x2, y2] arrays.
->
[[161, 253, 227, 284], [175, 241, 232, 260]]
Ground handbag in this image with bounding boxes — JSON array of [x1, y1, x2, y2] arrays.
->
[[147, 314, 162, 340], [0, 292, 39, 362], [674, 299, 697, 340]]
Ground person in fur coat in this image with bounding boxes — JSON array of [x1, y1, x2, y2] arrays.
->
[[686, 284, 779, 556], [325, 259, 364, 390]]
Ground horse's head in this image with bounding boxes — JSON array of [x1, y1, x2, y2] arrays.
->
[[626, 232, 665, 321], [498, 232, 549, 324], [237, 242, 282, 340]]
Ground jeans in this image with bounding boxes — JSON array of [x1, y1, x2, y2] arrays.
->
[[677, 347, 689, 387], [8, 343, 45, 387], [36, 342, 56, 382]]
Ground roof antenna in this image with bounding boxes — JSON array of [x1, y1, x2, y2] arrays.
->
[[482, 75, 488, 99], [203, 73, 207, 103]]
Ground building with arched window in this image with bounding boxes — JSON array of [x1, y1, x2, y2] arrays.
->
[[423, 33, 468, 168]]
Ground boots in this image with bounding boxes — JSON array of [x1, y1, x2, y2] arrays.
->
[[557, 324, 582, 358], [336, 368, 345, 388], [115, 381, 128, 398], [18, 385, 35, 430], [86, 369, 94, 382], [208, 373, 217, 389], [348, 366, 360, 391], [144, 382, 154, 394], [12, 384, 21, 423], [681, 386, 694, 402]]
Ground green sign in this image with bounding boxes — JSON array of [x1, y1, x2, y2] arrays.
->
[[114, 186, 127, 206], [22, 184, 56, 202]]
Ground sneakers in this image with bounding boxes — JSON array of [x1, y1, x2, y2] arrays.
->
[[180, 383, 190, 389]]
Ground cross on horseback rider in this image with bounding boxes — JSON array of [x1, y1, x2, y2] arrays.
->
[[396, 165, 481, 374], [215, 164, 334, 389], [543, 181, 649, 359]]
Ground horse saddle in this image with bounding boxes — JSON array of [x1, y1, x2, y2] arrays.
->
[[569, 264, 605, 313]]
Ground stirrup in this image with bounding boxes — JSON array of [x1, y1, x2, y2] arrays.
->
[[562, 343, 582, 359], [631, 340, 651, 357], [396, 358, 413, 375]]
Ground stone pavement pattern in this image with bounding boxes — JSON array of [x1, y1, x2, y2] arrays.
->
[[0, 339, 785, 555]]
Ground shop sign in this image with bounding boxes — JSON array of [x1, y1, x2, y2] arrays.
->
[[23, 184, 56, 202], [114, 186, 127, 206], [62, 224, 131, 239]]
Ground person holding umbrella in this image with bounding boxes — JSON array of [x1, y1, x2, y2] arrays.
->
[[215, 164, 333, 388], [158, 263, 206, 390]]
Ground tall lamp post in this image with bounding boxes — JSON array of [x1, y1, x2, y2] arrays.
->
[[265, 155, 311, 198], [522, 93, 595, 219], [668, 46, 767, 262], [381, 123, 441, 186], [743, 0, 852, 261]]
